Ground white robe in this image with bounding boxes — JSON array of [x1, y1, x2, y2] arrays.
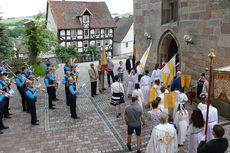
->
[[132, 89, 144, 110], [133, 73, 139, 84], [136, 66, 143, 75], [158, 90, 169, 114], [187, 124, 205, 153], [202, 105, 218, 142], [126, 75, 134, 95], [146, 123, 178, 153], [197, 103, 207, 111], [139, 75, 151, 104], [174, 110, 189, 145], [151, 69, 162, 84], [173, 90, 188, 118]]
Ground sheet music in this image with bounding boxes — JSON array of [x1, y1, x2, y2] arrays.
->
[[9, 89, 14, 95]]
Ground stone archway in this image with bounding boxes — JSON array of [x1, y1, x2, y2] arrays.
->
[[158, 30, 180, 70]]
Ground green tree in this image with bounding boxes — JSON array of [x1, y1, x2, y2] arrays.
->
[[23, 13, 57, 64], [55, 45, 79, 57], [87, 45, 100, 56], [0, 18, 13, 59], [7, 26, 25, 38]]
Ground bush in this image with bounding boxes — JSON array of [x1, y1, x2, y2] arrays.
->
[[32, 63, 45, 76]]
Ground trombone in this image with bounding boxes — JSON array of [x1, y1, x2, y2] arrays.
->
[[0, 90, 12, 97]]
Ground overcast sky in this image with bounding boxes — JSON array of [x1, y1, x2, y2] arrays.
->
[[0, 0, 133, 19]]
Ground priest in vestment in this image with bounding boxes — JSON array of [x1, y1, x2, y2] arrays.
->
[[146, 112, 178, 153]]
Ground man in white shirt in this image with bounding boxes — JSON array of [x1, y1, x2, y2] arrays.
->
[[146, 112, 178, 153]]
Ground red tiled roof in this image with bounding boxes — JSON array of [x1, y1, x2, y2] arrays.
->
[[47, 1, 116, 29]]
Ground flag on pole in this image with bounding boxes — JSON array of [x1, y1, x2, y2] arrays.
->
[[140, 41, 152, 70], [101, 40, 108, 72], [161, 54, 176, 83], [133, 39, 136, 65]]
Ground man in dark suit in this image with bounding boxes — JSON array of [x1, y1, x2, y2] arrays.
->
[[197, 124, 228, 153], [126, 55, 134, 74]]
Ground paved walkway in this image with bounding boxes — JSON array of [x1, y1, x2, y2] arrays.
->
[[0, 59, 229, 153]]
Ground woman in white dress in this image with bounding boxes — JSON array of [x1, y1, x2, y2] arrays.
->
[[152, 79, 162, 97], [187, 109, 205, 153], [158, 86, 169, 114], [111, 75, 125, 118], [136, 61, 143, 75], [151, 64, 162, 85], [126, 70, 134, 97], [139, 70, 151, 104], [132, 83, 144, 110], [132, 69, 138, 84], [174, 103, 189, 146]]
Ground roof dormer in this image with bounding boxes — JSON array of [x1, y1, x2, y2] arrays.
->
[[77, 8, 93, 28]]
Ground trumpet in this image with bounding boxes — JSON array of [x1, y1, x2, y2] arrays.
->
[[5, 77, 16, 84], [73, 75, 77, 88], [0, 90, 12, 97]]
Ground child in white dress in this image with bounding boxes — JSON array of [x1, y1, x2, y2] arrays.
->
[[126, 70, 134, 97], [174, 103, 189, 146]]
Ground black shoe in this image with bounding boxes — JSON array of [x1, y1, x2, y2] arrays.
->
[[102, 88, 106, 90], [52, 104, 56, 106], [0, 131, 3, 134], [127, 143, 132, 151], [116, 115, 119, 118], [31, 123, 39, 125], [49, 107, 56, 110], [72, 116, 80, 119], [94, 94, 98, 95], [7, 113, 12, 116], [4, 115, 11, 119], [0, 126, 9, 130], [118, 113, 121, 116], [99, 90, 102, 93], [137, 150, 141, 153]]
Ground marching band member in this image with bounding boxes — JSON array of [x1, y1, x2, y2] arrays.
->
[[22, 67, 30, 80], [15, 71, 28, 112], [44, 71, 56, 109], [0, 73, 12, 118], [0, 91, 9, 134], [68, 77, 81, 119], [62, 71, 71, 106], [64, 61, 70, 74], [25, 81, 39, 125], [70, 66, 78, 76], [45, 59, 53, 72], [48, 67, 58, 101]]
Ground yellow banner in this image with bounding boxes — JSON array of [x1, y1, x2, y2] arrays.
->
[[163, 73, 174, 86], [148, 88, 157, 102], [164, 92, 175, 108], [181, 75, 191, 88]]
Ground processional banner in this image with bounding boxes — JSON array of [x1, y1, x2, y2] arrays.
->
[[214, 73, 230, 103]]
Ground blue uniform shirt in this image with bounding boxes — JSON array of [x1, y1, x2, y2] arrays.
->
[[0, 80, 9, 93], [62, 75, 69, 84], [69, 83, 79, 95], [50, 72, 54, 79], [15, 76, 25, 87], [44, 76, 54, 86], [0, 94, 6, 102], [25, 87, 37, 99], [64, 65, 70, 71]]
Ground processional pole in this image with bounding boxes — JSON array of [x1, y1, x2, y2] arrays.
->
[[204, 48, 216, 142]]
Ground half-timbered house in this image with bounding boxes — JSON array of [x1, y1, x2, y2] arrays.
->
[[46, 0, 116, 55]]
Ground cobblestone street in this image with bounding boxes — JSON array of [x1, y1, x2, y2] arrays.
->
[[0, 59, 229, 153]]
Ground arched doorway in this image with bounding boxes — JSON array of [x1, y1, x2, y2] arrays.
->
[[158, 31, 180, 70]]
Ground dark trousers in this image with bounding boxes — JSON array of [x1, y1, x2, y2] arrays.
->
[[3, 97, 9, 116], [18, 88, 26, 111], [30, 102, 37, 124], [0, 102, 5, 127], [65, 86, 70, 105], [69, 96, 77, 117], [47, 87, 55, 108], [91, 81, 97, 96], [53, 87, 57, 100], [107, 71, 115, 87]]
